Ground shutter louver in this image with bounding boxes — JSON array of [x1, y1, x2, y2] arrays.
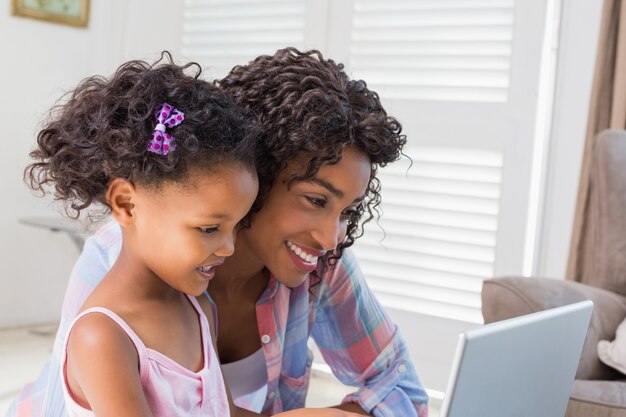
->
[[353, 147, 503, 323], [181, 0, 306, 79], [350, 0, 515, 102]]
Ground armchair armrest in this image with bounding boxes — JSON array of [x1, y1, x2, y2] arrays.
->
[[482, 276, 626, 380]]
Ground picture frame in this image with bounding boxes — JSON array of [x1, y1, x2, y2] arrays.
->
[[11, 0, 90, 28]]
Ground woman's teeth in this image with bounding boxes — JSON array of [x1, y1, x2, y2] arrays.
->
[[287, 241, 318, 264], [197, 265, 213, 273]]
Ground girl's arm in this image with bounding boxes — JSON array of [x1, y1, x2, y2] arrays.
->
[[66, 313, 154, 417], [330, 403, 370, 415]]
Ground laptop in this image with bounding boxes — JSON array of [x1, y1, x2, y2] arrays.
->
[[439, 300, 593, 417]]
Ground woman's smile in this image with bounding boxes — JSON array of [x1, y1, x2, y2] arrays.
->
[[285, 241, 321, 272]]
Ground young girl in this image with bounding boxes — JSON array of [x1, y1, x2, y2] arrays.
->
[[24, 55, 259, 416]]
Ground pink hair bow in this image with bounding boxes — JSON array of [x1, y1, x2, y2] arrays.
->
[[147, 103, 184, 155]]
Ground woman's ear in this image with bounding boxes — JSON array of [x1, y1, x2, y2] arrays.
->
[[106, 178, 136, 226]]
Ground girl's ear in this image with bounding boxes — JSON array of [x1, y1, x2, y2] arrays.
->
[[106, 178, 136, 226]]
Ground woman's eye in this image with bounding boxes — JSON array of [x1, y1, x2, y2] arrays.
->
[[306, 196, 326, 208], [199, 226, 218, 235], [343, 208, 357, 217], [341, 208, 358, 221]]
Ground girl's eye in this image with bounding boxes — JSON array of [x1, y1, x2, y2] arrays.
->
[[306, 196, 327, 208], [199, 226, 218, 235]]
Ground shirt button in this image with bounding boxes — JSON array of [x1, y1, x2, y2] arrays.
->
[[268, 391, 276, 399], [397, 364, 407, 373], [261, 334, 271, 344]]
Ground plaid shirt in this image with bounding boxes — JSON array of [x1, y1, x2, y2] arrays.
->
[[7, 221, 428, 417]]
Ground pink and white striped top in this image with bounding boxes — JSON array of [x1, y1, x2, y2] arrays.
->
[[60, 295, 229, 417]]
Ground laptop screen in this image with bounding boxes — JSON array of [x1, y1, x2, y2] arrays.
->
[[439, 300, 593, 417]]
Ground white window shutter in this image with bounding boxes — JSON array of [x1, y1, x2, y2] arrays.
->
[[181, 0, 307, 80], [354, 148, 502, 323], [350, 0, 515, 102], [325, 0, 550, 329]]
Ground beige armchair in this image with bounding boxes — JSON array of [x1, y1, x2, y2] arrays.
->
[[481, 129, 626, 417], [482, 277, 626, 416]]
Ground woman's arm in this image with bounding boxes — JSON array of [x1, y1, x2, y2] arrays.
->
[[66, 313, 154, 416], [312, 248, 429, 417]]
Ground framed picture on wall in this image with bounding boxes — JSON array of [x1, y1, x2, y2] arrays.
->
[[11, 0, 89, 27]]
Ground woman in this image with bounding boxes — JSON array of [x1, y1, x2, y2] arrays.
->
[[9, 48, 428, 417]]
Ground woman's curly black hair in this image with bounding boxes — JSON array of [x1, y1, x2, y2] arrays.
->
[[218, 47, 406, 258], [25, 52, 257, 219]]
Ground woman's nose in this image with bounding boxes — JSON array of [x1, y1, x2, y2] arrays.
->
[[311, 217, 345, 252]]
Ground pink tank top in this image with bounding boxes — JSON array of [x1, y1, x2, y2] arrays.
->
[[61, 295, 230, 417]]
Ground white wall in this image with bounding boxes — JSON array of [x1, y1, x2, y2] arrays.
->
[[0, 0, 183, 327]]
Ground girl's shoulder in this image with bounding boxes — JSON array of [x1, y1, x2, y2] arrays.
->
[[65, 305, 144, 380], [64, 307, 145, 409], [69, 308, 138, 352]]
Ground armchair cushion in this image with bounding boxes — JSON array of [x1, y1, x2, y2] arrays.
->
[[482, 276, 626, 380], [598, 316, 626, 375], [567, 380, 626, 417]]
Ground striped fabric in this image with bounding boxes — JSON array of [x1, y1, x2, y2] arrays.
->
[[60, 297, 229, 417], [7, 221, 428, 417]]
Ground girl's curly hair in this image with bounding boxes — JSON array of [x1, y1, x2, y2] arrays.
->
[[25, 52, 257, 219], [218, 47, 406, 258]]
